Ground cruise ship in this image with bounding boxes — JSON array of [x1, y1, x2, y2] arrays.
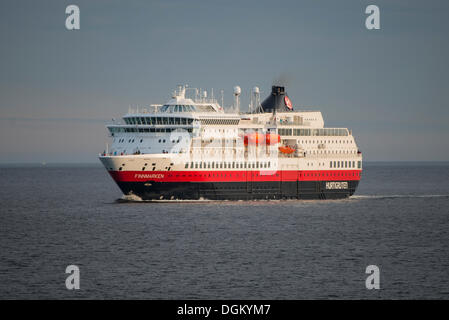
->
[[99, 85, 362, 200]]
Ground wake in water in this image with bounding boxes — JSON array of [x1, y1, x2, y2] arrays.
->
[[351, 194, 449, 200], [115, 194, 144, 203], [116, 194, 216, 203]]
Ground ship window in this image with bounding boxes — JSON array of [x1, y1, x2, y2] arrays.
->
[[185, 163, 188, 168], [224, 163, 227, 168], [212, 162, 215, 168], [208, 162, 211, 168], [195, 163, 198, 169], [199, 162, 202, 168]]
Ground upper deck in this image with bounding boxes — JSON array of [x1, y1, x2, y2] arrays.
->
[[102, 85, 360, 159]]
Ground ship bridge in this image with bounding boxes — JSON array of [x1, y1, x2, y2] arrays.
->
[[161, 85, 224, 113]]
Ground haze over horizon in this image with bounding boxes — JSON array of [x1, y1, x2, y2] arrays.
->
[[1, 0, 448, 163]]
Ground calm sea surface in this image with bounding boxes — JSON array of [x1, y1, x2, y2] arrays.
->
[[1, 162, 449, 299]]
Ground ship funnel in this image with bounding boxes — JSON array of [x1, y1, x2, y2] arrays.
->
[[261, 86, 293, 112]]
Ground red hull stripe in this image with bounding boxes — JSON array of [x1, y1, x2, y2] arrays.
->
[[109, 170, 362, 183]]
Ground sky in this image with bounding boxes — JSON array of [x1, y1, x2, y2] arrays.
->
[[0, 0, 448, 163]]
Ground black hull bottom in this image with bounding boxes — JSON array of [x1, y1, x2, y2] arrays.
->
[[116, 180, 360, 200]]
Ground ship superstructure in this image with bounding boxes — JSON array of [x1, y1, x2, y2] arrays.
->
[[99, 85, 362, 200]]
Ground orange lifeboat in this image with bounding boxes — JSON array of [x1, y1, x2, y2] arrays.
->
[[244, 132, 265, 146], [265, 133, 280, 145], [244, 133, 280, 146], [279, 146, 295, 154]]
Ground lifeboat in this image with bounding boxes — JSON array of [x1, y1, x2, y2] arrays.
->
[[244, 132, 263, 145], [279, 146, 295, 154], [265, 133, 280, 145], [244, 133, 280, 146]]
